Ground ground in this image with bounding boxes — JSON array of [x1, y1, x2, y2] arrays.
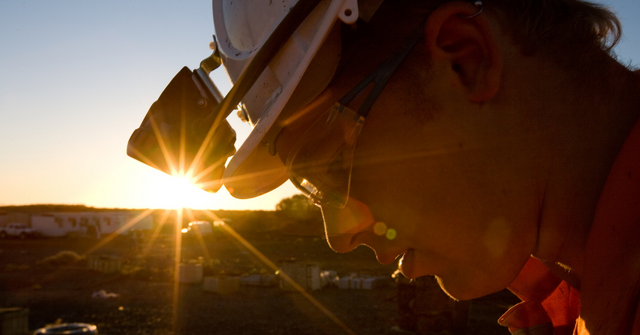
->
[[0, 228, 515, 334]]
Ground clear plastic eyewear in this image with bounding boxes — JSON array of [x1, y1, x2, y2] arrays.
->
[[286, 21, 426, 208]]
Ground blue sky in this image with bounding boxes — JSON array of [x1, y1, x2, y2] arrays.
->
[[0, 0, 638, 210]]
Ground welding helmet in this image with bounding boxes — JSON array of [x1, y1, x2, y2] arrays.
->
[[127, 0, 385, 198], [217, 0, 386, 199]]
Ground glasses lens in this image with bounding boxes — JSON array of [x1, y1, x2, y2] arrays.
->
[[286, 103, 364, 208]]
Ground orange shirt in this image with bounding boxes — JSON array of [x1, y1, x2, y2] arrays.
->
[[500, 114, 640, 334]]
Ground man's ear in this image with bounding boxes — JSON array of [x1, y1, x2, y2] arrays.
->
[[424, 1, 502, 102]]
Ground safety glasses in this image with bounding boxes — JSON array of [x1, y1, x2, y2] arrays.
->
[[286, 21, 426, 208]]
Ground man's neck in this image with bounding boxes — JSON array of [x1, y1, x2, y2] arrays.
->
[[531, 54, 640, 289]]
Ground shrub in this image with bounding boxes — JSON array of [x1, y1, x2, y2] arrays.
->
[[38, 251, 85, 266]]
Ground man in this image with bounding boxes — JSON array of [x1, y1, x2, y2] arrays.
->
[[258, 2, 638, 333], [134, 0, 640, 333]]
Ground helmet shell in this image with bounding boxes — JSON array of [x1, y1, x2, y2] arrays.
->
[[214, 0, 360, 198]]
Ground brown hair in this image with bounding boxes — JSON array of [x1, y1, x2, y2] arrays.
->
[[401, 0, 621, 56], [486, 0, 621, 55]]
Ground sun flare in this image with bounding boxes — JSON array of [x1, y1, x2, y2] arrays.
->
[[147, 172, 218, 209]]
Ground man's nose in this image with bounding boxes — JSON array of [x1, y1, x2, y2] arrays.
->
[[321, 197, 374, 253]]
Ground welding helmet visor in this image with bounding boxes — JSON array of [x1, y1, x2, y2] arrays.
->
[[215, 0, 383, 198]]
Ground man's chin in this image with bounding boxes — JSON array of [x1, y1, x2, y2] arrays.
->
[[398, 249, 420, 279], [435, 275, 505, 301], [397, 249, 439, 279]]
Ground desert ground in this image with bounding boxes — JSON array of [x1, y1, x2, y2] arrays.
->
[[0, 226, 516, 334]]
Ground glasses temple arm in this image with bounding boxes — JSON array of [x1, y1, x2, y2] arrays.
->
[[338, 20, 426, 118]]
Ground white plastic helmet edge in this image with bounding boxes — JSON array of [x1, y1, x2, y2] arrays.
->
[[220, 0, 359, 198]]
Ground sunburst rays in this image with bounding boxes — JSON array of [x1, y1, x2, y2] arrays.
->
[[81, 208, 156, 258], [171, 208, 184, 334], [80, 205, 355, 334], [117, 90, 356, 333], [199, 209, 357, 335]]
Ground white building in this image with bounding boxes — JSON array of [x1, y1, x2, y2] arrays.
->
[[0, 212, 30, 227], [30, 211, 153, 237]]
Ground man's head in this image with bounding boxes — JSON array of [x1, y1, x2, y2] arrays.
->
[[217, 0, 625, 300], [416, 0, 620, 54], [220, 0, 621, 197]]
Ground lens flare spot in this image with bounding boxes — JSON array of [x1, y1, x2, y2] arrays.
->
[[386, 228, 397, 240], [373, 222, 387, 236]]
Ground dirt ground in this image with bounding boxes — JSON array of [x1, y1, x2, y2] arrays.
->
[[0, 230, 515, 334]]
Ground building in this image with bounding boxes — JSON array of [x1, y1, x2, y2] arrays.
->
[[29, 211, 153, 238], [0, 212, 30, 226]]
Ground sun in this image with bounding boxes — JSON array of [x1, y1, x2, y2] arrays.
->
[[146, 171, 218, 209]]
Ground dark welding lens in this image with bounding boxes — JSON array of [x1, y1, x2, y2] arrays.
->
[[127, 67, 236, 192]]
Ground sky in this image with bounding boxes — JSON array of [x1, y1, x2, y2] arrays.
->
[[0, 1, 639, 211]]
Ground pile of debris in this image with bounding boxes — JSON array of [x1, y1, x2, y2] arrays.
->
[[175, 259, 392, 295]]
